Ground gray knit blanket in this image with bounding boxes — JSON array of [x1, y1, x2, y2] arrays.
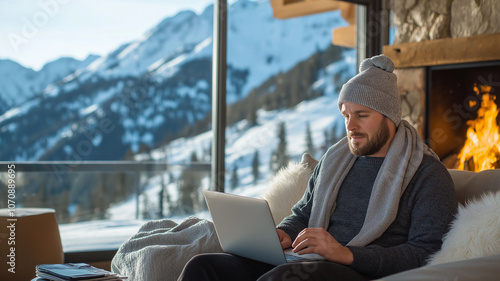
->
[[309, 120, 438, 246], [111, 216, 222, 281]]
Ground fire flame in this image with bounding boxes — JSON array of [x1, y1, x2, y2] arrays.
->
[[457, 84, 500, 171]]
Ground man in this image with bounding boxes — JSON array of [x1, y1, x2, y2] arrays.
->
[[178, 54, 457, 280]]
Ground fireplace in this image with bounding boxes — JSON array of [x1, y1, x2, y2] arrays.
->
[[426, 60, 500, 170], [384, 30, 500, 172], [382, 0, 500, 172]]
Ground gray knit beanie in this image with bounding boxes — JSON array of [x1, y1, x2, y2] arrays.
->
[[338, 54, 401, 126]]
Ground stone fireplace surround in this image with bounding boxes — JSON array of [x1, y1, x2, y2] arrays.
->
[[383, 0, 500, 168]]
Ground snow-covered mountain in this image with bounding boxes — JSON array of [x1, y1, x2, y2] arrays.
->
[[0, 0, 347, 162], [0, 55, 99, 113]]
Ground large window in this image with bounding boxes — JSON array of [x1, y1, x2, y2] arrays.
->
[[0, 0, 363, 254], [0, 0, 214, 252]]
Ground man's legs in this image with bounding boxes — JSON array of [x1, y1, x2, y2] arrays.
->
[[177, 253, 275, 281], [258, 261, 370, 281]]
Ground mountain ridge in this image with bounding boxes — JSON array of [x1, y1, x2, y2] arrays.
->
[[0, 54, 100, 113]]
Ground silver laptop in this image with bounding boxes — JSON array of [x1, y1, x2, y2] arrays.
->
[[203, 190, 325, 265]]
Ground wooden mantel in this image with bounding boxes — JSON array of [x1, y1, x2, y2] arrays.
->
[[383, 33, 500, 68]]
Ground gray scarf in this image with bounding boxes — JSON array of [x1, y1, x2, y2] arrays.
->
[[309, 120, 438, 246]]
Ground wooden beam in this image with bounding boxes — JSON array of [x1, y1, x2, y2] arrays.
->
[[333, 25, 356, 48], [332, 2, 356, 48], [339, 1, 356, 25], [270, 0, 342, 19], [383, 33, 500, 68]]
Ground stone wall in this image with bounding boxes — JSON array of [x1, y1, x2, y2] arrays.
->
[[450, 0, 500, 38], [391, 0, 500, 44], [394, 68, 425, 135]]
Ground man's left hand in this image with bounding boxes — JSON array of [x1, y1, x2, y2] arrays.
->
[[292, 228, 354, 265]]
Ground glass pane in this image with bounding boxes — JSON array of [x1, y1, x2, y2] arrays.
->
[[224, 2, 356, 198], [389, 11, 397, 45], [0, 1, 214, 251]]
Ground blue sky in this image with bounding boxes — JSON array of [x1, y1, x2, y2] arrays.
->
[[0, 0, 226, 70]]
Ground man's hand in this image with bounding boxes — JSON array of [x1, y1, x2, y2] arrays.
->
[[292, 228, 354, 265], [277, 229, 292, 249]]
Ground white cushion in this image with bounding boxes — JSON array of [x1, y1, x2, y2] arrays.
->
[[261, 153, 318, 225]]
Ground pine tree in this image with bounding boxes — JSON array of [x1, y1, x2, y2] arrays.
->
[[272, 122, 290, 173], [190, 151, 198, 162], [141, 195, 151, 219], [72, 204, 84, 223], [166, 172, 175, 215], [57, 190, 71, 223], [115, 173, 128, 203], [158, 143, 170, 218], [252, 150, 260, 184], [92, 175, 109, 220], [246, 105, 258, 127], [204, 141, 212, 161], [230, 164, 239, 190], [305, 122, 314, 155], [323, 128, 331, 153], [158, 173, 166, 218], [331, 122, 345, 145], [178, 151, 203, 214], [83, 189, 96, 221]]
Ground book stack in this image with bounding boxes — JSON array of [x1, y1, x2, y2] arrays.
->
[[33, 263, 127, 281]]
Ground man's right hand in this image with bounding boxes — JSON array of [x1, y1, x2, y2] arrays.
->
[[277, 229, 292, 249]]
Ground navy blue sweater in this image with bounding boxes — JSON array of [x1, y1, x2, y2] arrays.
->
[[277, 155, 457, 278]]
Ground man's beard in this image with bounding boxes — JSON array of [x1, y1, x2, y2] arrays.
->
[[348, 119, 391, 156]]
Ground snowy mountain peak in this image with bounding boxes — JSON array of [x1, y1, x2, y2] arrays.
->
[[0, 55, 99, 111], [79, 6, 213, 80]]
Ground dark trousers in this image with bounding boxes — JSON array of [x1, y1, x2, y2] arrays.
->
[[177, 253, 370, 281]]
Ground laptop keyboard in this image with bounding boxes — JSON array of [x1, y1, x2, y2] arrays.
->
[[285, 254, 308, 262]]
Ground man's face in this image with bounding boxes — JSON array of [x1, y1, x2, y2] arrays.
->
[[341, 102, 394, 157]]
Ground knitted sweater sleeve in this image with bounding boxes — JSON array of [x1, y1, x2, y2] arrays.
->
[[347, 156, 457, 278], [276, 157, 323, 241]]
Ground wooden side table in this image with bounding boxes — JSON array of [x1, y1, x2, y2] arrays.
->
[[0, 208, 64, 281]]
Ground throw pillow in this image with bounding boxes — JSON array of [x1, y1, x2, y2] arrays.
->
[[261, 153, 318, 225]]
